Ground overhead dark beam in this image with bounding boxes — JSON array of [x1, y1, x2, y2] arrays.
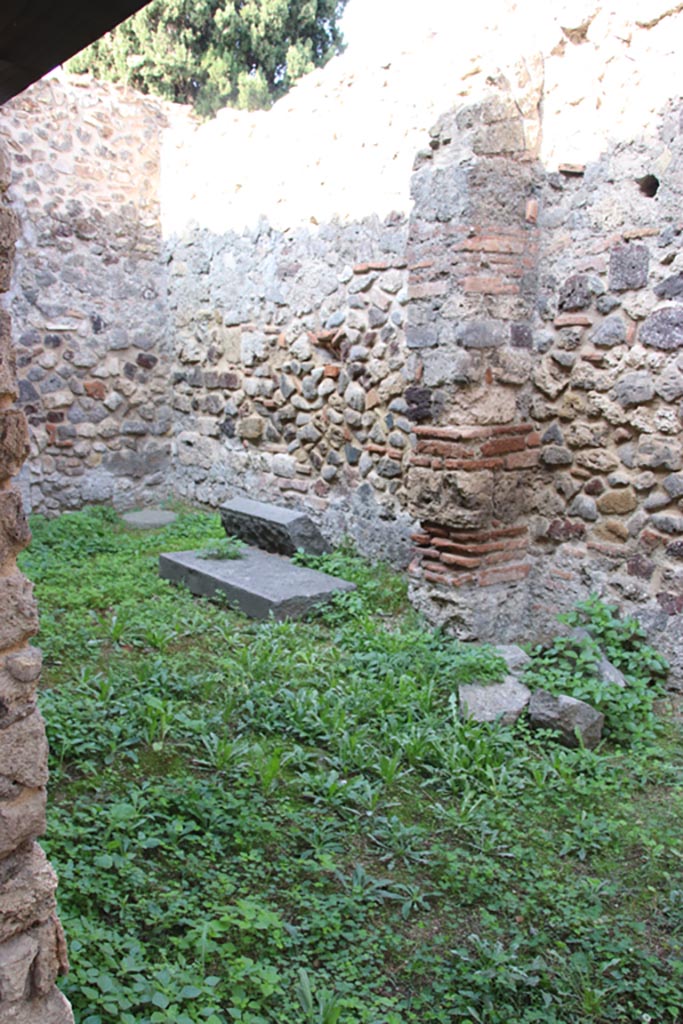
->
[[0, 0, 151, 105]]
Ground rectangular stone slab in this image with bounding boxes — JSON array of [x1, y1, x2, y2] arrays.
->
[[219, 496, 329, 555], [159, 546, 354, 620]]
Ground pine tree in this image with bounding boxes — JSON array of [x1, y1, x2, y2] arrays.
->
[[67, 0, 348, 117]]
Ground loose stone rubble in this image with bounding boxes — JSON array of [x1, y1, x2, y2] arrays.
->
[[528, 691, 605, 750]]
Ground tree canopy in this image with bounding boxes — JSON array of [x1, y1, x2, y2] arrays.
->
[[67, 0, 348, 117]]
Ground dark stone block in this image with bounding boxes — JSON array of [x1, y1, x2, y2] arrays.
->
[[404, 385, 433, 423], [510, 323, 533, 349], [159, 547, 354, 621], [136, 353, 158, 370], [219, 497, 330, 556]]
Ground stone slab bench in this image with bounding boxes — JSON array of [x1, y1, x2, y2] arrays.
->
[[219, 497, 329, 556], [122, 509, 178, 529], [159, 546, 354, 620]]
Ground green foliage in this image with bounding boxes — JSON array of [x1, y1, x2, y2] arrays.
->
[[524, 595, 669, 745], [236, 68, 272, 111], [197, 535, 245, 560], [24, 510, 683, 1023], [66, 0, 348, 118]]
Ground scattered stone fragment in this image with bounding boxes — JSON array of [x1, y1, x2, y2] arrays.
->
[[459, 677, 531, 725], [528, 690, 604, 749], [492, 644, 531, 673]]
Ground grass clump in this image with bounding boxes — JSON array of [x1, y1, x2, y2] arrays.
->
[[22, 507, 683, 1024], [197, 535, 245, 560]]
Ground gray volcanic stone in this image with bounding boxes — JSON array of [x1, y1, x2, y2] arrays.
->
[[640, 307, 683, 350], [654, 272, 683, 300], [455, 320, 506, 349], [122, 509, 178, 529], [459, 677, 531, 725], [650, 513, 683, 534], [614, 371, 655, 407], [608, 243, 648, 291], [541, 445, 573, 466], [219, 496, 329, 555], [559, 274, 592, 311], [491, 644, 531, 673], [663, 473, 683, 498], [528, 690, 604, 748], [591, 316, 626, 348], [159, 547, 354, 620], [568, 494, 598, 521], [406, 326, 438, 349]]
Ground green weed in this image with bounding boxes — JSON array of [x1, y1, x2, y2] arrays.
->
[[19, 508, 683, 1024]]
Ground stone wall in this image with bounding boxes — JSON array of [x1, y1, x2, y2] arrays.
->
[[1, 12, 683, 681], [168, 218, 417, 562], [0, 75, 173, 514], [404, 80, 683, 685], [0, 140, 73, 1023]]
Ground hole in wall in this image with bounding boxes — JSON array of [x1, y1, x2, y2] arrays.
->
[[637, 174, 660, 197]]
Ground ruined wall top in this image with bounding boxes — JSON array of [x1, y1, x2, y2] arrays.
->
[[159, 0, 683, 234]]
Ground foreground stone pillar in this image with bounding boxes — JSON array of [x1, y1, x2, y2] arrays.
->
[[0, 141, 73, 1021]]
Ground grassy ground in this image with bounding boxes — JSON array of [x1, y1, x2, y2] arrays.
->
[[21, 506, 683, 1024]]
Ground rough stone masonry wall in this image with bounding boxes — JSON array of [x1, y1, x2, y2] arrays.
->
[[404, 79, 683, 685], [0, 140, 73, 1023], [0, 76, 173, 514], [168, 218, 418, 563]]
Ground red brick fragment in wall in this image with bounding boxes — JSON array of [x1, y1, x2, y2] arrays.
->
[[353, 260, 390, 273], [505, 450, 540, 469], [480, 436, 527, 456], [463, 277, 520, 295], [554, 313, 593, 328], [84, 380, 106, 400], [457, 235, 525, 254], [478, 563, 531, 587]]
